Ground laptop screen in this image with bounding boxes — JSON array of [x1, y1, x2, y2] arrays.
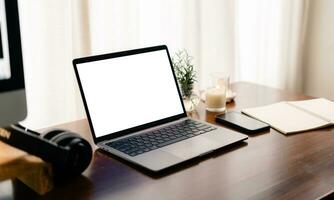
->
[[75, 48, 185, 139]]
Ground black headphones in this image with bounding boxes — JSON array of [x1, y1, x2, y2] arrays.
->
[[0, 124, 92, 179]]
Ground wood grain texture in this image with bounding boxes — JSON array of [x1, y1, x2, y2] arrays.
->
[[0, 141, 53, 195], [1, 82, 334, 200]]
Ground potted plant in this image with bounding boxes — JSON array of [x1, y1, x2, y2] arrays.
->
[[172, 49, 199, 112]]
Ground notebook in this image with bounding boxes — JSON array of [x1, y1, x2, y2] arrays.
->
[[241, 98, 334, 134]]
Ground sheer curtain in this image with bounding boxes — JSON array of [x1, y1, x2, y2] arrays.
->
[[88, 0, 236, 89], [19, 0, 88, 129], [19, 0, 309, 129], [235, 0, 309, 92]]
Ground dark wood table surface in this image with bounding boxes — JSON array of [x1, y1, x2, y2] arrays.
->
[[1, 82, 334, 200]]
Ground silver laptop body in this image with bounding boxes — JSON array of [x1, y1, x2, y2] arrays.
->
[[73, 45, 248, 172]]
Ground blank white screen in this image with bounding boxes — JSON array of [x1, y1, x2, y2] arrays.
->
[[76, 50, 184, 138]]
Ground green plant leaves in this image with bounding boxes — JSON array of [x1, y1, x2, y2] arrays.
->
[[172, 50, 196, 98]]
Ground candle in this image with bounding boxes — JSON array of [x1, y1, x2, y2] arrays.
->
[[217, 78, 227, 88], [206, 86, 226, 112]]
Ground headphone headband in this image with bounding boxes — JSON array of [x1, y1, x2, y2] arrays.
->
[[0, 124, 92, 177], [0, 125, 70, 165]]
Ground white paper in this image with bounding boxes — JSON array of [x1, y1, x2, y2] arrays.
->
[[242, 102, 331, 134], [288, 98, 334, 123]]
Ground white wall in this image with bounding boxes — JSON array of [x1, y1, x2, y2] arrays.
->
[[303, 0, 334, 100]]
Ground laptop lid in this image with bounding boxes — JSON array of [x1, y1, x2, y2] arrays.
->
[[73, 45, 187, 144]]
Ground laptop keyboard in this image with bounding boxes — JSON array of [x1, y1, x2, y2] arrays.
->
[[105, 120, 217, 157]]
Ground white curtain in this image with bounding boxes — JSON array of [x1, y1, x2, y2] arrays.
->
[[19, 0, 309, 129], [88, 0, 236, 89], [19, 0, 88, 129], [236, 0, 309, 92]]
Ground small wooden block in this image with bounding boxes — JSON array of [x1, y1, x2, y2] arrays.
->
[[0, 141, 54, 195]]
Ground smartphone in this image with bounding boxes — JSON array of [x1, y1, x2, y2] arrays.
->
[[215, 112, 270, 134]]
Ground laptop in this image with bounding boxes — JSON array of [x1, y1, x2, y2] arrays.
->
[[73, 45, 248, 172]]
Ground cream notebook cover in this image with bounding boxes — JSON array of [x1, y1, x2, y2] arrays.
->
[[241, 98, 334, 134]]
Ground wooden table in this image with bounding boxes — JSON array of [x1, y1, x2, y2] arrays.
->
[[1, 82, 334, 200]]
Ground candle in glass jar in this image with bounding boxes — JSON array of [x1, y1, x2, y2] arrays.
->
[[206, 87, 226, 112], [216, 79, 224, 87]]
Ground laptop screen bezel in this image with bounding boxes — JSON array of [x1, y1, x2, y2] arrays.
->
[[73, 45, 187, 144]]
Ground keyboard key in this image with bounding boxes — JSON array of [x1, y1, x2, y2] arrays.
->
[[186, 134, 195, 138], [193, 131, 202, 135], [136, 150, 144, 154], [195, 124, 206, 128], [157, 136, 187, 148], [150, 146, 158, 150]]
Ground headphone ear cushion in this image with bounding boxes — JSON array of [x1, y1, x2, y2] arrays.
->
[[50, 132, 81, 147], [43, 130, 92, 177], [43, 129, 67, 141]]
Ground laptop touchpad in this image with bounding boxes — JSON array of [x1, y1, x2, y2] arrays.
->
[[161, 136, 221, 159]]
